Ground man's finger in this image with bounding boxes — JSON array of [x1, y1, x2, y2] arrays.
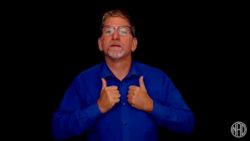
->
[[107, 86, 118, 90], [101, 78, 107, 89], [114, 98, 120, 103], [139, 76, 146, 89], [114, 93, 121, 98], [129, 85, 138, 90]]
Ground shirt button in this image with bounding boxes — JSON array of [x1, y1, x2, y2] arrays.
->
[[122, 102, 126, 106]]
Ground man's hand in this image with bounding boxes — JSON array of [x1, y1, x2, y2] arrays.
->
[[127, 76, 153, 112], [97, 78, 121, 113]]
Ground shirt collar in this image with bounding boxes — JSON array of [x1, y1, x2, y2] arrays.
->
[[100, 61, 140, 79], [100, 62, 113, 78], [127, 61, 138, 77]]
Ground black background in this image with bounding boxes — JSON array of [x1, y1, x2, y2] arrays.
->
[[6, 1, 249, 141]]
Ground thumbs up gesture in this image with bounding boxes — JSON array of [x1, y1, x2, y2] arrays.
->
[[127, 76, 153, 112], [97, 78, 121, 113]]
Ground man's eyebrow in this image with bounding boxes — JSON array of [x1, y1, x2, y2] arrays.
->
[[102, 25, 131, 27]]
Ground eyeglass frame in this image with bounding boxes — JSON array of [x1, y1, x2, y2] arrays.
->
[[100, 25, 136, 37]]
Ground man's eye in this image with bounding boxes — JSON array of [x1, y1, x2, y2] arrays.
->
[[119, 28, 128, 35], [105, 28, 114, 35]]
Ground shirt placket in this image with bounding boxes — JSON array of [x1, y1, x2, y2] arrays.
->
[[119, 80, 130, 141]]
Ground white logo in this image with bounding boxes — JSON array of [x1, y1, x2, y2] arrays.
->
[[231, 121, 247, 138]]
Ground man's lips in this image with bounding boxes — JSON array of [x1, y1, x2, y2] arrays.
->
[[110, 44, 121, 47]]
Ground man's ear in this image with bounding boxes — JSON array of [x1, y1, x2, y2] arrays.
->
[[131, 37, 138, 52], [98, 38, 103, 51]]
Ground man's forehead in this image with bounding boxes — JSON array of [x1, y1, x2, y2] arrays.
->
[[104, 17, 130, 26]]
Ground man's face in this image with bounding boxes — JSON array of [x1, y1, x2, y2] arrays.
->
[[98, 17, 137, 60]]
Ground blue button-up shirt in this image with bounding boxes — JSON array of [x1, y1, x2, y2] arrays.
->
[[52, 61, 194, 141]]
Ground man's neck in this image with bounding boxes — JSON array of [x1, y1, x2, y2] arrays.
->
[[105, 56, 132, 81]]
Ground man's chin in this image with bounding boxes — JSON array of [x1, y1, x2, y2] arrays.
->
[[109, 56, 123, 60], [107, 53, 124, 60]]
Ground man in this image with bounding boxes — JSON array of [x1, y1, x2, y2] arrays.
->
[[52, 9, 194, 141]]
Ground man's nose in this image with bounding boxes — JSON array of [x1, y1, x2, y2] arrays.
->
[[112, 29, 120, 40]]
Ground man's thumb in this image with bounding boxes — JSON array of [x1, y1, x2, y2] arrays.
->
[[139, 76, 146, 89], [101, 78, 107, 89]]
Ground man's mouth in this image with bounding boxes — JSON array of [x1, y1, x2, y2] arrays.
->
[[110, 44, 121, 47]]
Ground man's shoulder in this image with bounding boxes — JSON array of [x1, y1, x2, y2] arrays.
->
[[77, 63, 102, 78], [134, 61, 167, 78]]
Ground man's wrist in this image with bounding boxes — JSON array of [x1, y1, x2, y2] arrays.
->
[[97, 100, 105, 113], [145, 98, 153, 113]]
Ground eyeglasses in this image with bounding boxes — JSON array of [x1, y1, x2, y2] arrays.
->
[[102, 26, 132, 36]]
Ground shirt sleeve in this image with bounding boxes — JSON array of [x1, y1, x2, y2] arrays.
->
[[151, 75, 195, 134], [52, 77, 102, 140]]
